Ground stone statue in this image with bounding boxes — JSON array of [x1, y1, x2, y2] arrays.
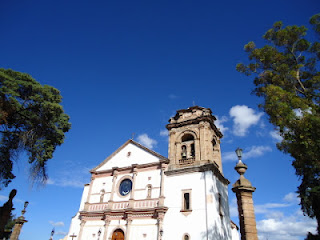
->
[[0, 189, 17, 239]]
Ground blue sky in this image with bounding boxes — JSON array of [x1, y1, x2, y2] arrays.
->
[[0, 1, 319, 239]]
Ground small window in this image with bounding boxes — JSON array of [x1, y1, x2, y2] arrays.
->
[[181, 190, 192, 215], [184, 193, 190, 210]]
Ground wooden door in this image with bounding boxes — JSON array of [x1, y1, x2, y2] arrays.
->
[[112, 229, 124, 240]]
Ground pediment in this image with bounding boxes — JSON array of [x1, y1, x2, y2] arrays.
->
[[91, 140, 168, 172]]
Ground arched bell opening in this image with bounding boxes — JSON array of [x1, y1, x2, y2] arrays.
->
[[179, 132, 196, 164]]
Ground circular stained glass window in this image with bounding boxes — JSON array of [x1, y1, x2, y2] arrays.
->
[[119, 179, 132, 196]]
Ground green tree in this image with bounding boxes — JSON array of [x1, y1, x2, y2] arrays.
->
[[0, 69, 71, 188], [237, 14, 320, 238]]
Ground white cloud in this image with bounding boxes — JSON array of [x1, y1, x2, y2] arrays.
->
[[137, 134, 157, 149], [229, 105, 263, 136], [257, 211, 317, 240], [222, 151, 238, 162], [160, 129, 168, 137], [270, 130, 283, 142], [255, 203, 290, 214], [293, 108, 303, 118], [168, 94, 178, 99], [49, 221, 65, 227], [222, 145, 271, 162], [229, 198, 238, 217], [47, 162, 91, 188], [56, 231, 67, 236], [49, 178, 87, 188], [283, 192, 299, 204], [215, 116, 229, 134], [0, 194, 24, 204], [243, 146, 272, 159], [231, 192, 317, 240], [46, 178, 55, 185], [0, 195, 8, 202]]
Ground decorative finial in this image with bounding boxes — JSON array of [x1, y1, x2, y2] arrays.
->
[[131, 133, 135, 140], [235, 147, 247, 176], [21, 201, 29, 216], [49, 228, 55, 240], [235, 147, 243, 164]]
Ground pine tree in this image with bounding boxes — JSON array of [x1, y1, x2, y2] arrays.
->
[[237, 14, 320, 238], [0, 68, 71, 188]]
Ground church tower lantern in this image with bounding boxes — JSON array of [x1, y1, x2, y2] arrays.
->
[[166, 106, 223, 173]]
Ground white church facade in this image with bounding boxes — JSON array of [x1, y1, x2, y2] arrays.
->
[[66, 106, 240, 240]]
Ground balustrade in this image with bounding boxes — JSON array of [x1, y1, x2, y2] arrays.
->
[[86, 199, 159, 212]]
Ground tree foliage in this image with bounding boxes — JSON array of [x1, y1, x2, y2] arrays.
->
[[0, 69, 71, 188], [237, 14, 320, 238]]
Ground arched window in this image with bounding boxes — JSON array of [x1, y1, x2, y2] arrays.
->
[[183, 234, 190, 240]]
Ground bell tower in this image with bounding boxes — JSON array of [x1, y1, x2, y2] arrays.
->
[[166, 106, 223, 173]]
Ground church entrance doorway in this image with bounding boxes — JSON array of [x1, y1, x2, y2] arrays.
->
[[112, 229, 124, 240]]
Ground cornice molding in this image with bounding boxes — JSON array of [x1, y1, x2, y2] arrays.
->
[[165, 163, 229, 185]]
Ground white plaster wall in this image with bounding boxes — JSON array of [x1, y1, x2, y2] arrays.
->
[[163, 171, 207, 239], [204, 171, 232, 240], [67, 213, 81, 240], [88, 168, 161, 203], [231, 227, 240, 240], [89, 175, 113, 203], [81, 220, 105, 240], [91, 177, 113, 194], [135, 169, 161, 200], [79, 185, 89, 211], [67, 184, 89, 239], [96, 143, 160, 171], [163, 170, 232, 240], [129, 219, 158, 240]]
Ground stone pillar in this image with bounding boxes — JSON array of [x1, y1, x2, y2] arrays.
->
[[129, 166, 138, 208], [102, 218, 111, 240], [10, 217, 27, 240], [159, 162, 166, 206], [78, 220, 86, 240], [168, 130, 176, 162], [199, 122, 205, 162], [126, 217, 133, 239], [157, 213, 164, 240], [232, 161, 258, 240], [10, 199, 28, 240], [108, 168, 119, 209]]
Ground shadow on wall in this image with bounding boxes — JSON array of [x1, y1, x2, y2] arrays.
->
[[200, 171, 233, 240]]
